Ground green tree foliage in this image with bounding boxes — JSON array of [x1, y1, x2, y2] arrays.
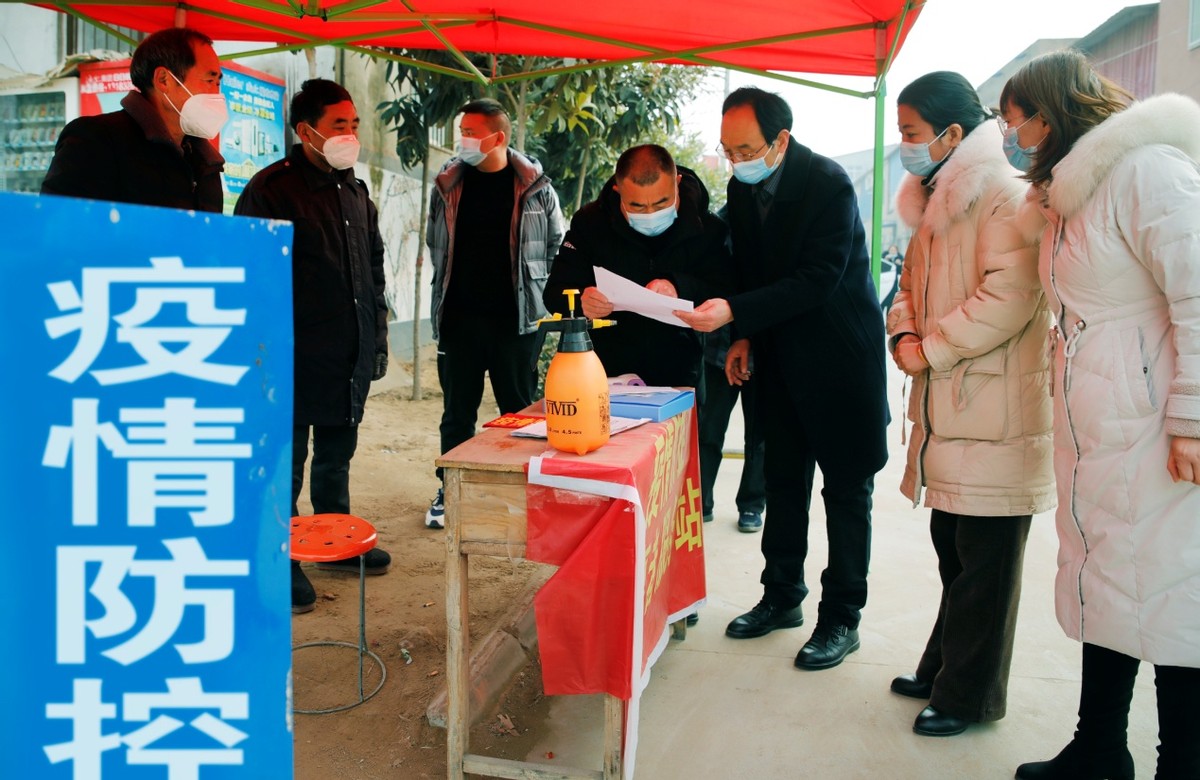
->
[[645, 126, 730, 214], [376, 53, 710, 217]]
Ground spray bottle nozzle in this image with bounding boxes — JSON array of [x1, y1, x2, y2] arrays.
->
[[531, 290, 617, 370]]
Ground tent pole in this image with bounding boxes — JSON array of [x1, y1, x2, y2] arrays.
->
[[871, 74, 885, 290]]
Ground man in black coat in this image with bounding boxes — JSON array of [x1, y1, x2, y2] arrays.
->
[[235, 79, 391, 613], [544, 144, 731, 389], [42, 27, 225, 212], [679, 87, 889, 670]]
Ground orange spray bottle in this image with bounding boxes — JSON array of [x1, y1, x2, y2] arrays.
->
[[534, 289, 616, 455]]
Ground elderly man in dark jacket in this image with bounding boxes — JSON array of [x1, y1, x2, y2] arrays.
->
[[543, 144, 732, 389], [42, 27, 225, 212], [679, 87, 889, 671], [235, 79, 390, 613]]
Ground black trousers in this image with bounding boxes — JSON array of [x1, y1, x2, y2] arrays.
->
[[1075, 643, 1200, 778], [760, 390, 873, 629], [698, 361, 766, 517], [436, 314, 538, 479], [291, 424, 358, 516], [917, 509, 1032, 722]]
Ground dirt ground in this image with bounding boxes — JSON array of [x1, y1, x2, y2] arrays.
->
[[291, 344, 552, 779]]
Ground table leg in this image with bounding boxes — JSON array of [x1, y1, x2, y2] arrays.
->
[[603, 694, 623, 780], [445, 468, 469, 780]]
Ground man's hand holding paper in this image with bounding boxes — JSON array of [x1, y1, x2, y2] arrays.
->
[[593, 266, 694, 327], [580, 286, 615, 318]]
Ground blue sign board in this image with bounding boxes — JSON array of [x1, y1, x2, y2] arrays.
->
[[219, 64, 287, 212], [0, 192, 295, 779]]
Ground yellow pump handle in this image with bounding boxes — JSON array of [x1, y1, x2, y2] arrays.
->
[[563, 288, 580, 316]]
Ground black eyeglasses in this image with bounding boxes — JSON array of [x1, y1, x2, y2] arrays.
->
[[715, 140, 772, 163]]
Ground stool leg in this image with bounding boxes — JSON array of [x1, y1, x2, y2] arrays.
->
[[358, 554, 367, 702]]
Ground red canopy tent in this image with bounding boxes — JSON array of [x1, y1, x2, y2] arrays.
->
[[15, 0, 923, 263], [27, 1, 920, 80]]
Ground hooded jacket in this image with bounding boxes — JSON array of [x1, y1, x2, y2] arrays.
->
[[427, 149, 564, 340], [542, 166, 732, 387], [42, 90, 224, 212], [1029, 94, 1200, 666], [889, 119, 1055, 517]]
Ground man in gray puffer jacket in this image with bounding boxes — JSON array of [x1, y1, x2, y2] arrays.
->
[[424, 98, 564, 528]]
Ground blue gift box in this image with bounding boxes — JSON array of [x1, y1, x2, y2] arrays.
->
[[609, 389, 694, 422]]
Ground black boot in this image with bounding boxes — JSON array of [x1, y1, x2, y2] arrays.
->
[[1015, 739, 1134, 780], [1155, 663, 1200, 780], [1015, 643, 1138, 780]]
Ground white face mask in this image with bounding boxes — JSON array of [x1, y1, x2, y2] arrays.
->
[[306, 125, 361, 170], [898, 126, 950, 177], [165, 70, 228, 140], [731, 143, 781, 184], [456, 132, 497, 167], [626, 203, 678, 237]]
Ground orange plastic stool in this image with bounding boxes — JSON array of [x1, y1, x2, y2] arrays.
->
[[290, 513, 387, 714]]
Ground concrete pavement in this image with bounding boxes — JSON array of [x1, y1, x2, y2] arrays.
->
[[515, 364, 1161, 780]]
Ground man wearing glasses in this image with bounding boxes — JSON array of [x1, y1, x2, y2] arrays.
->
[[678, 86, 889, 671]]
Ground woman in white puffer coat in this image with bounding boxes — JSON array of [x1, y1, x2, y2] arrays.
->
[[1001, 50, 1200, 780], [885, 71, 1054, 739]]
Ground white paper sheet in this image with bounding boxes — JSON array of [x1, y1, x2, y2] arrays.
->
[[593, 266, 693, 327], [512, 416, 652, 439]]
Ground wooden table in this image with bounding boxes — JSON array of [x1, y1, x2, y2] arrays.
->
[[438, 425, 624, 780]]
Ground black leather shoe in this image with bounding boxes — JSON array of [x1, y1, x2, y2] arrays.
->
[[913, 705, 969, 737], [315, 546, 392, 575], [292, 562, 316, 614], [890, 673, 933, 699], [725, 600, 803, 639], [1015, 740, 1135, 779], [686, 612, 700, 627], [794, 623, 859, 669]]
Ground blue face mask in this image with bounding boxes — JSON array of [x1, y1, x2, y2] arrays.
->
[[626, 203, 678, 237], [1002, 114, 1041, 173], [899, 126, 949, 177], [456, 132, 496, 167], [731, 143, 780, 184]]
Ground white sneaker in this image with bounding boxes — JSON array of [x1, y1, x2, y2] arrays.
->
[[425, 488, 445, 529]]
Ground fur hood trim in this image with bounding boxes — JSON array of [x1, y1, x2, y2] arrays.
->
[[894, 120, 1015, 234], [1048, 93, 1200, 219]]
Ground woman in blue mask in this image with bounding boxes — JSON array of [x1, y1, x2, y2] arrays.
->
[[1002, 50, 1200, 780], [886, 70, 1054, 738]]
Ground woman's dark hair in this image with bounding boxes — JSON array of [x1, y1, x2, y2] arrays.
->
[[897, 71, 991, 137], [130, 28, 214, 93], [722, 86, 792, 142], [289, 79, 354, 130], [1000, 49, 1132, 185]]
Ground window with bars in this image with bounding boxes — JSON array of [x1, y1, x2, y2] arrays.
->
[[64, 20, 142, 57], [428, 121, 454, 150]]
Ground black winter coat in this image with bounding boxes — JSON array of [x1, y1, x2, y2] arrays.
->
[[726, 141, 889, 479], [543, 167, 732, 388], [234, 146, 388, 427], [42, 91, 224, 212]]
